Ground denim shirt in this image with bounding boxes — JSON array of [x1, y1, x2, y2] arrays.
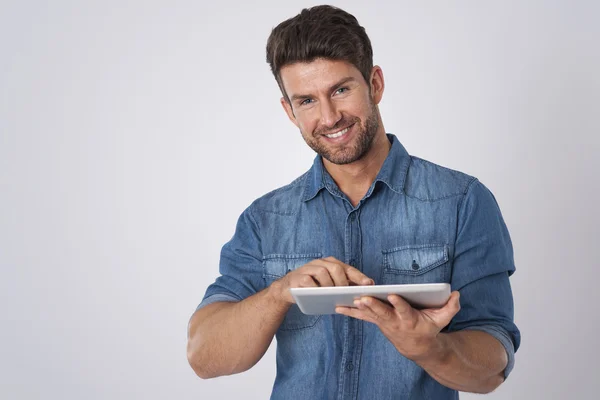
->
[[197, 134, 521, 400]]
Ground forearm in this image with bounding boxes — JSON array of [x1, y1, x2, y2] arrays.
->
[[416, 330, 508, 394], [187, 286, 290, 379]]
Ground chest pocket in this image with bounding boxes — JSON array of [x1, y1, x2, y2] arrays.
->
[[263, 253, 322, 331], [381, 244, 450, 285]]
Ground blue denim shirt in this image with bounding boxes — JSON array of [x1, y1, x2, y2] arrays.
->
[[197, 134, 520, 400]]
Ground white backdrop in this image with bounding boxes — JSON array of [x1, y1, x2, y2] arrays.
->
[[1, 1, 599, 399]]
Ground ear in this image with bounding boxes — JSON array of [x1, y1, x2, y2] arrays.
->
[[369, 66, 385, 105], [280, 97, 299, 128]]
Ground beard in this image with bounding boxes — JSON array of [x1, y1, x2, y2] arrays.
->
[[301, 101, 380, 165]]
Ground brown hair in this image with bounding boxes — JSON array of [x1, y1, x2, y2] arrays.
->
[[266, 5, 373, 103]]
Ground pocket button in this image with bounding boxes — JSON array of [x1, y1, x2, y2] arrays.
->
[[411, 260, 420, 270]]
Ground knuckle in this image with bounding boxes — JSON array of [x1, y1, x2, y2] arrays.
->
[[347, 266, 360, 275], [331, 264, 343, 274], [317, 267, 330, 278]]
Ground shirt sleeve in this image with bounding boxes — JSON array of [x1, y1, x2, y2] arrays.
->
[[195, 204, 265, 311], [446, 179, 521, 379]]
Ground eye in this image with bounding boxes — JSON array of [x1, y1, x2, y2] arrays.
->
[[300, 98, 313, 106], [335, 87, 348, 95]]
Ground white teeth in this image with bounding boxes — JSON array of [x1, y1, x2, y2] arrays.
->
[[326, 127, 349, 138]]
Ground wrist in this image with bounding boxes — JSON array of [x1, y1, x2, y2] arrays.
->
[[265, 280, 293, 309], [412, 333, 452, 367]]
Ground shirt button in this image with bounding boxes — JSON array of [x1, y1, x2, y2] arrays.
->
[[346, 362, 354, 371]]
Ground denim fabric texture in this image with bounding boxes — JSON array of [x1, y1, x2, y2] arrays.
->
[[197, 134, 521, 400]]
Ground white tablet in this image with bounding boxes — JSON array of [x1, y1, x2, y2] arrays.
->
[[289, 283, 451, 315]]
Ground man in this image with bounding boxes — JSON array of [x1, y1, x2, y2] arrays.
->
[[187, 5, 520, 399]]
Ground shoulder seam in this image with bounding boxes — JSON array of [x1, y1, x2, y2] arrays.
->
[[252, 171, 309, 201], [403, 191, 466, 202], [457, 177, 480, 212], [404, 156, 476, 201], [250, 171, 309, 216], [411, 155, 473, 177]]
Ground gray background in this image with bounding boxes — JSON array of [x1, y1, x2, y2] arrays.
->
[[1, 1, 598, 399]]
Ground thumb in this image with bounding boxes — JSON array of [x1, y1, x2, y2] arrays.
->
[[427, 291, 461, 329]]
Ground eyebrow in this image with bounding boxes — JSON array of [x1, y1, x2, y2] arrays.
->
[[290, 76, 357, 103]]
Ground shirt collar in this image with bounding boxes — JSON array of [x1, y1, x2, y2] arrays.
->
[[302, 133, 411, 202]]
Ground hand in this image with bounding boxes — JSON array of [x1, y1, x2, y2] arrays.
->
[[269, 256, 374, 305], [335, 291, 461, 362]]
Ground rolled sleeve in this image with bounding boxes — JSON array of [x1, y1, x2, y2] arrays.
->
[[196, 293, 240, 311], [448, 179, 521, 378], [464, 324, 516, 378], [196, 204, 266, 311]]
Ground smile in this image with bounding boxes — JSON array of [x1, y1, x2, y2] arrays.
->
[[324, 125, 351, 139]]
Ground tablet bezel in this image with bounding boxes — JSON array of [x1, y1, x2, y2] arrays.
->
[[289, 283, 451, 315]]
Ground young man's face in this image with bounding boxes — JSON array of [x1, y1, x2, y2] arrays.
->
[[279, 59, 384, 165]]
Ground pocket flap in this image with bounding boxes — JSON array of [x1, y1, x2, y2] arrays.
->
[[263, 253, 322, 279], [383, 244, 448, 275]]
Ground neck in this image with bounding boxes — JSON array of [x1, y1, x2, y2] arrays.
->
[[322, 129, 391, 206]]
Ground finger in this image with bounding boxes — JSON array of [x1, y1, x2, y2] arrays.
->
[[354, 298, 378, 320], [420, 291, 461, 329], [335, 305, 377, 324], [339, 263, 373, 285], [314, 258, 349, 286], [448, 291, 460, 311], [299, 264, 335, 287], [388, 294, 415, 319], [352, 298, 381, 324], [346, 266, 375, 286], [359, 296, 394, 321], [297, 273, 319, 288], [321, 257, 373, 286], [437, 291, 461, 326], [309, 265, 335, 287]]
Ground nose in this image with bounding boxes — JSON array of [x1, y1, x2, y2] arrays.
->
[[319, 99, 342, 129]]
